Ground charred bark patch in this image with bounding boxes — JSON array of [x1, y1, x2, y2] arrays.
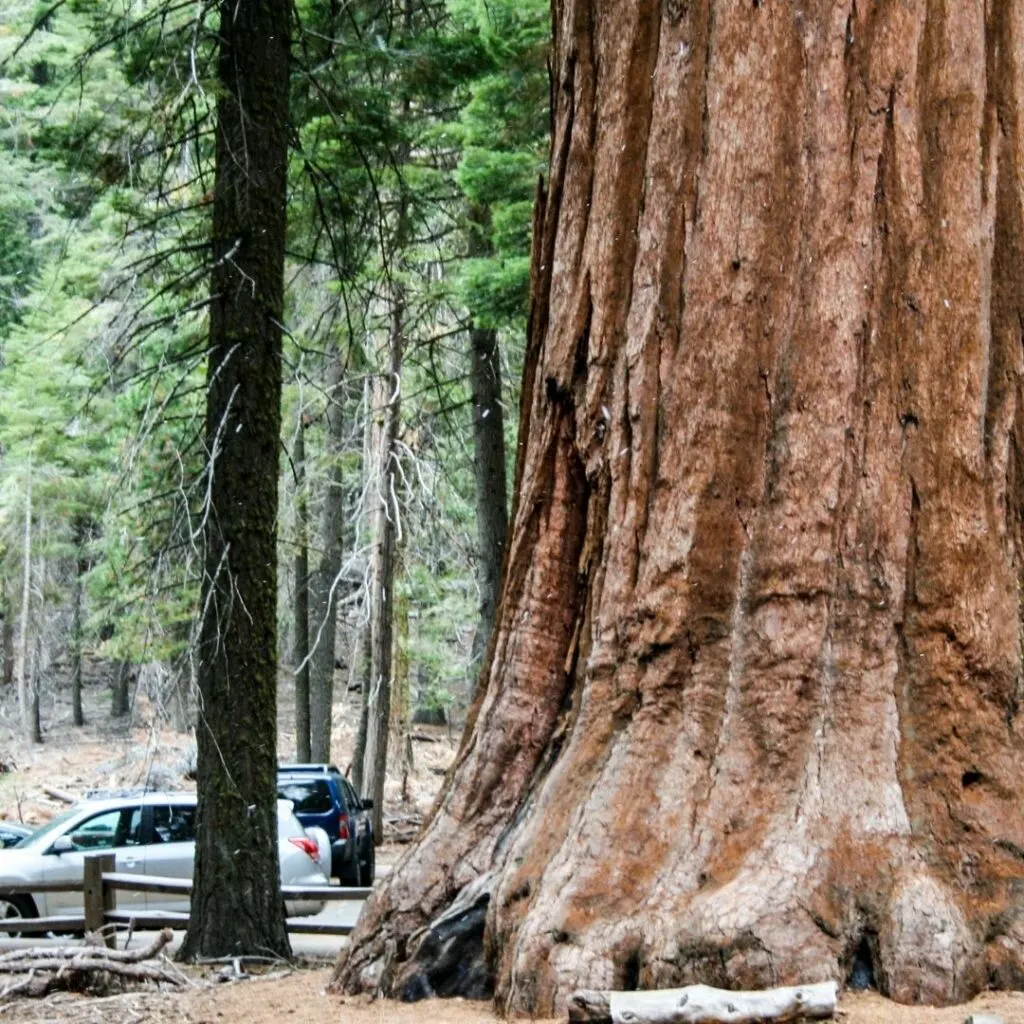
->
[[845, 932, 880, 993], [397, 898, 493, 1001]]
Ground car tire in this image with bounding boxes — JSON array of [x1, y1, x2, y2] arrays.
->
[[359, 843, 376, 887], [0, 894, 37, 937], [338, 856, 361, 887]]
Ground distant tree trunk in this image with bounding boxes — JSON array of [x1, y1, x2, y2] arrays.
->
[[293, 416, 312, 762], [168, 621, 195, 732], [2, 604, 12, 688], [336, 0, 1024, 1013], [110, 660, 131, 719], [29, 630, 42, 745], [309, 345, 345, 764], [179, 0, 290, 962], [349, 620, 371, 790], [394, 548, 412, 802], [361, 284, 404, 841], [467, 207, 509, 672], [15, 471, 31, 741], [350, 376, 374, 793], [70, 546, 87, 728]]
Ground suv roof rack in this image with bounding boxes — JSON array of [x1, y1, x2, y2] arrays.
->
[[277, 763, 341, 775], [83, 787, 189, 800]]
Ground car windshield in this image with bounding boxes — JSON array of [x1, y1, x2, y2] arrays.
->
[[17, 807, 81, 848]]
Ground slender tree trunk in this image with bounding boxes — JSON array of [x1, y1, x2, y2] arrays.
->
[[71, 550, 86, 728], [29, 631, 42, 745], [336, 0, 1024, 1012], [179, 0, 291, 962], [110, 660, 131, 719], [467, 207, 509, 671], [349, 621, 371, 789], [350, 376, 374, 793], [15, 472, 31, 741], [2, 602, 13, 689], [309, 345, 345, 764], [361, 284, 404, 840], [294, 416, 312, 762], [394, 548, 412, 802], [168, 620, 194, 732]]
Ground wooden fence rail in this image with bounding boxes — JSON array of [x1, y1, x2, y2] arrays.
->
[[1, 854, 367, 946]]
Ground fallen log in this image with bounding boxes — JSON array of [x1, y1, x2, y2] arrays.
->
[[0, 927, 183, 1001], [42, 786, 76, 805], [567, 980, 838, 1024]]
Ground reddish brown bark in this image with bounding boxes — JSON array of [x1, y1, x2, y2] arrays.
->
[[334, 0, 1024, 1013]]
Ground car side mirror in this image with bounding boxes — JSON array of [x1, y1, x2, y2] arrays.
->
[[360, 798, 373, 810], [51, 835, 74, 854]]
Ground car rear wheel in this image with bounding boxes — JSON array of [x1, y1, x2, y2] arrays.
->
[[0, 894, 37, 938], [359, 842, 375, 887], [338, 855, 360, 887]]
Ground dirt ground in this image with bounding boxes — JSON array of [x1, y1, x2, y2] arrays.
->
[[188, 971, 1024, 1024], [1, 968, 1022, 1024]]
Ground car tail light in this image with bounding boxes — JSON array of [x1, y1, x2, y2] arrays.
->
[[338, 812, 350, 840], [289, 836, 319, 862]]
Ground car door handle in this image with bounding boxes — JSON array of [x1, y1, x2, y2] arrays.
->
[[123, 857, 139, 868]]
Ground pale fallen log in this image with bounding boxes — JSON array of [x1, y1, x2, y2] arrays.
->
[[567, 980, 838, 1024], [42, 786, 76, 804]]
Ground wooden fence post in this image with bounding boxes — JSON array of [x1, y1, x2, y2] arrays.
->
[[83, 853, 116, 948]]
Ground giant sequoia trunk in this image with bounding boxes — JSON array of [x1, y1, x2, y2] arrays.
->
[[179, 0, 290, 961], [335, 0, 1024, 1013]]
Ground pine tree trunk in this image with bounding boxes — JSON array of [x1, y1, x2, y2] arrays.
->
[[168, 621, 195, 732], [350, 376, 374, 792], [469, 322, 508, 666], [110, 660, 131, 719], [467, 208, 509, 672], [394, 548, 412, 802], [15, 472, 32, 741], [294, 416, 312, 763], [2, 606, 12, 689], [29, 631, 42, 745], [309, 345, 344, 764], [349, 620, 371, 791], [335, 0, 1024, 1012], [360, 283, 404, 840], [179, 0, 290, 962], [71, 550, 86, 728]]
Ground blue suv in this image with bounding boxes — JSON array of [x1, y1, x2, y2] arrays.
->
[[276, 764, 375, 886]]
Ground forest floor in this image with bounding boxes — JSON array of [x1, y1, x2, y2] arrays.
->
[[2, 670, 1024, 1023], [0, 969, 1022, 1024]]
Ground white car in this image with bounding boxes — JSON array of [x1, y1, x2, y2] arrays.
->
[[0, 792, 328, 928]]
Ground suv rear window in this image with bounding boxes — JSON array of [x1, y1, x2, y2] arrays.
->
[[278, 779, 333, 814]]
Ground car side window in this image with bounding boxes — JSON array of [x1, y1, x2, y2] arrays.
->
[[68, 807, 143, 850], [151, 805, 197, 844], [340, 779, 360, 812]]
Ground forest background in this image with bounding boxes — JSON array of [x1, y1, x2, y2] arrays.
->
[[0, 0, 547, 768]]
